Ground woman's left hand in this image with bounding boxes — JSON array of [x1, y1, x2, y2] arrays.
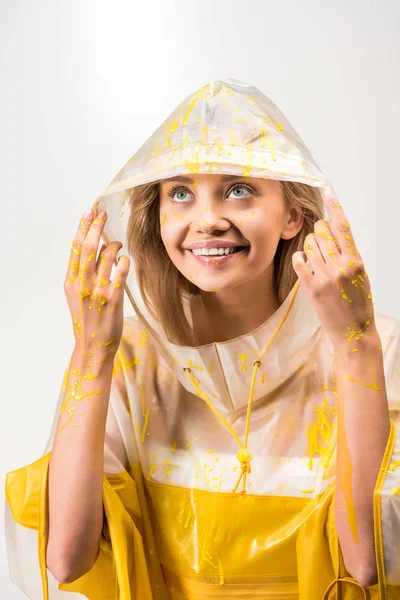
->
[[292, 192, 379, 350]]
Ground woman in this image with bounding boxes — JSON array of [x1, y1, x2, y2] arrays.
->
[[5, 78, 400, 599]]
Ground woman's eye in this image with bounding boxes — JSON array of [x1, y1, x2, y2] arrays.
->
[[167, 187, 191, 203], [228, 185, 252, 198]]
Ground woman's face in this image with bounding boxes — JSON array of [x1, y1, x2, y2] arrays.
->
[[158, 173, 303, 293]]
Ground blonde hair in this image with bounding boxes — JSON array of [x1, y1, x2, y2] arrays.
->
[[125, 179, 324, 346]]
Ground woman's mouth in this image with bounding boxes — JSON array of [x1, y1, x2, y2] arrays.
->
[[188, 246, 249, 267]]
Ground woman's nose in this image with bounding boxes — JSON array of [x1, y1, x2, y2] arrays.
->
[[192, 203, 231, 234]]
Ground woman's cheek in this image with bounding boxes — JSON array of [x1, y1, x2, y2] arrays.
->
[[160, 225, 184, 261]]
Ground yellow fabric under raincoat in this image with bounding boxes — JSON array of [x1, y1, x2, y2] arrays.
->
[[5, 78, 400, 599]]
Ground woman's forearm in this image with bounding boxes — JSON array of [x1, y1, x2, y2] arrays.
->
[[334, 337, 391, 587], [46, 346, 115, 584]]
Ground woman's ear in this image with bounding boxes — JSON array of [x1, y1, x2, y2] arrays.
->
[[281, 206, 304, 241]]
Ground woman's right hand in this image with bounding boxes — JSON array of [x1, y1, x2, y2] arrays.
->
[[64, 207, 130, 363]]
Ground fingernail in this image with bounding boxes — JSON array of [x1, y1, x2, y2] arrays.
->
[[85, 208, 93, 218]]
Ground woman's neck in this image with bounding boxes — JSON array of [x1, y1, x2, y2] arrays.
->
[[191, 266, 281, 345]]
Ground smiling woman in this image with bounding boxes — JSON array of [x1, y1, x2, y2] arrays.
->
[[5, 78, 400, 599], [161, 174, 295, 343]]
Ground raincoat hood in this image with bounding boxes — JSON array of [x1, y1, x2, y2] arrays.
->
[[92, 77, 332, 415]]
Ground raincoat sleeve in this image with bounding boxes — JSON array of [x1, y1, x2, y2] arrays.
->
[[296, 317, 400, 599], [4, 328, 163, 599]]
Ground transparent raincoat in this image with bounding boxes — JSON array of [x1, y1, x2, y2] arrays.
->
[[5, 78, 400, 599]]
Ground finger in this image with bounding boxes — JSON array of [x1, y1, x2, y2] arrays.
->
[[322, 193, 359, 258], [96, 242, 123, 288], [303, 233, 325, 273], [292, 251, 313, 284], [79, 211, 108, 287], [313, 219, 341, 263], [65, 209, 94, 285], [96, 243, 106, 270], [111, 255, 130, 291]]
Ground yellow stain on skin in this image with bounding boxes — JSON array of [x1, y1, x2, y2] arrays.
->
[[57, 368, 101, 432], [346, 376, 380, 392], [341, 288, 353, 303], [57, 405, 76, 433], [346, 320, 371, 343], [72, 315, 81, 338], [101, 337, 116, 347]]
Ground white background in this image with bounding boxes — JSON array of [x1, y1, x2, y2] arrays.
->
[[1, 0, 399, 596]]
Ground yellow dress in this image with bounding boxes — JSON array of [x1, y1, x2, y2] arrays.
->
[[5, 78, 400, 598]]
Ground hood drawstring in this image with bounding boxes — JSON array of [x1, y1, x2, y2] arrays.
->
[[183, 279, 301, 494]]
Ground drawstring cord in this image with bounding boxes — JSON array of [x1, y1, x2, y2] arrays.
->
[[183, 278, 301, 494], [184, 360, 261, 493]]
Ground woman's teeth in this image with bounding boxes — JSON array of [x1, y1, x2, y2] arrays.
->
[[191, 247, 241, 256]]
